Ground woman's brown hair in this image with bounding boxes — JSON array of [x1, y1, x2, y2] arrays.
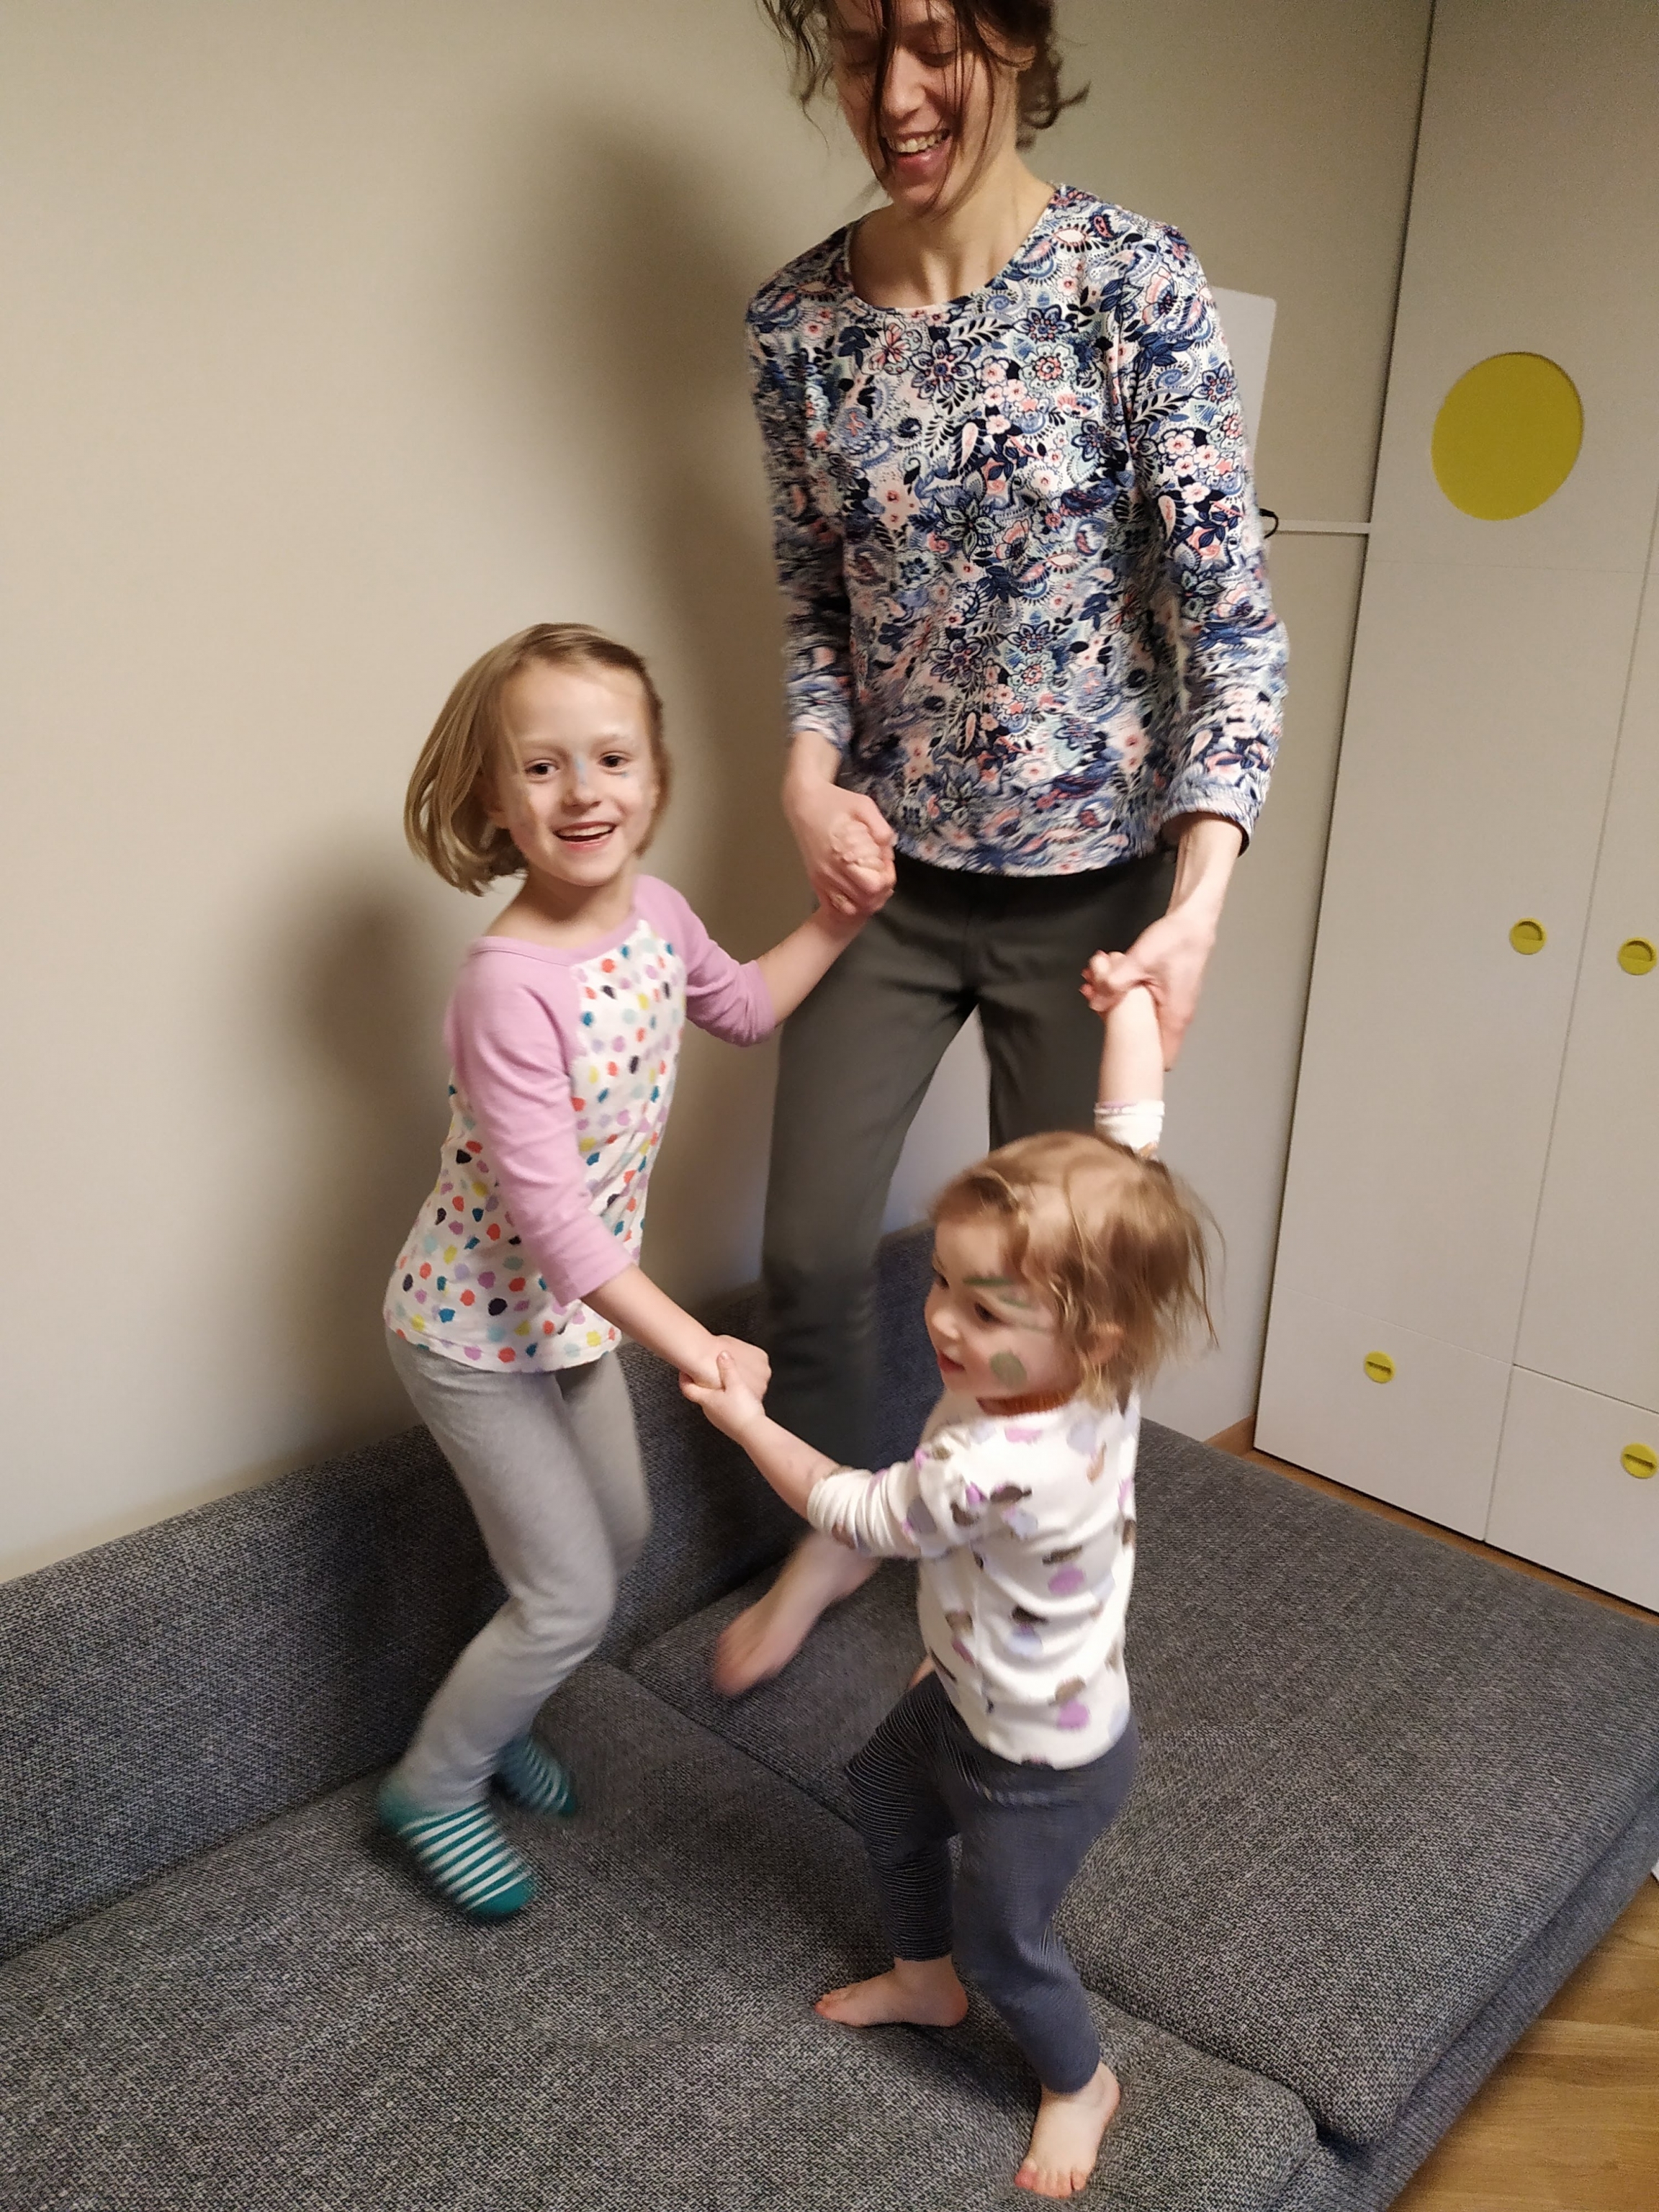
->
[[404, 623, 670, 896], [760, 1, 1084, 150], [932, 1130, 1215, 1408]]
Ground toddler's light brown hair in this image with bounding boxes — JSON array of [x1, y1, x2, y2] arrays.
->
[[405, 622, 670, 894], [932, 1130, 1215, 1408]]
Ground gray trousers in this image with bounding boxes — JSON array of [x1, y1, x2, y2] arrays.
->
[[763, 848, 1175, 1465], [386, 1333, 650, 1810]]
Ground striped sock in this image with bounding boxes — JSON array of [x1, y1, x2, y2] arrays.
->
[[376, 1777, 536, 1919], [495, 1733, 578, 1818]]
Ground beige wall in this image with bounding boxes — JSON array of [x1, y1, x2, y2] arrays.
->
[[0, 0, 1431, 1580]]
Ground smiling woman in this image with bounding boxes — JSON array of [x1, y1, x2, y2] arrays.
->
[[716, 0, 1286, 1718]]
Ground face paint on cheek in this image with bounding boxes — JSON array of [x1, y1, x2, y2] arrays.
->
[[989, 1351, 1028, 1390]]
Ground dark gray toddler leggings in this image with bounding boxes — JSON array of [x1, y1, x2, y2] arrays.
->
[[848, 1671, 1138, 2093]]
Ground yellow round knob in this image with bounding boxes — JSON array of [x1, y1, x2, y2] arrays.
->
[[1617, 936, 1655, 976], [1363, 1351, 1395, 1385], [1621, 1442, 1658, 1480], [1509, 918, 1547, 955]]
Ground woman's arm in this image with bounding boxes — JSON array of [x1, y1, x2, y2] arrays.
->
[[1107, 228, 1286, 1060], [747, 306, 895, 919], [783, 732, 895, 920], [1089, 817, 1242, 1064]]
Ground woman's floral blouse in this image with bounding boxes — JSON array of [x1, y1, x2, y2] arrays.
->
[[746, 186, 1287, 875]]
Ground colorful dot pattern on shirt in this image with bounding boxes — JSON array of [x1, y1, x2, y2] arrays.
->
[[384, 926, 684, 1372]]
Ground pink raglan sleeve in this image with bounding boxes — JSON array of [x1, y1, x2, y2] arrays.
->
[[446, 950, 631, 1308], [637, 878, 775, 1046]]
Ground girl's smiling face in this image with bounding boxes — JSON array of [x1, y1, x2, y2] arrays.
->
[[925, 1213, 1079, 1404], [485, 660, 660, 901], [829, 0, 1027, 217]]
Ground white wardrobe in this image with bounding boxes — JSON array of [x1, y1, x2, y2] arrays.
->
[[1256, 0, 1659, 1611]]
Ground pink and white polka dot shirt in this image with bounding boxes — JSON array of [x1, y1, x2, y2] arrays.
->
[[385, 878, 773, 1372]]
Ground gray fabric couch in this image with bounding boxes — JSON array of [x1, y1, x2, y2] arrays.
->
[[5, 1228, 1659, 2211]]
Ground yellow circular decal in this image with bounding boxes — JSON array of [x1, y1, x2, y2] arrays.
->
[[1621, 1442, 1658, 1480], [1509, 918, 1547, 956], [1617, 936, 1656, 976], [1363, 1351, 1395, 1385], [1432, 354, 1583, 520]]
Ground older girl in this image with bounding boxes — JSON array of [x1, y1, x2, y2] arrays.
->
[[379, 622, 875, 1916]]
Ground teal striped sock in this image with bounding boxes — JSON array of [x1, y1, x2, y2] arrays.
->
[[495, 1733, 578, 1818], [376, 1777, 536, 1919]]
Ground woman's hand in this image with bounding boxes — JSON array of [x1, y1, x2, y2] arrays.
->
[[783, 733, 895, 919], [1084, 816, 1243, 1066]]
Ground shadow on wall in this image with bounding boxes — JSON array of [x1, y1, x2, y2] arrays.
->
[[279, 869, 452, 1451], [521, 117, 819, 1295], [276, 112, 824, 1455]]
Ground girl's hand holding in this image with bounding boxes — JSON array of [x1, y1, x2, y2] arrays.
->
[[681, 1349, 767, 1440], [711, 1334, 770, 1399], [1080, 948, 1132, 1017]]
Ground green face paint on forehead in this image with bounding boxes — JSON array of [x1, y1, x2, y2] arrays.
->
[[964, 1274, 1038, 1310]]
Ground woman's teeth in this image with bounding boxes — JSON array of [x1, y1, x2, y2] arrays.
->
[[889, 127, 948, 157]]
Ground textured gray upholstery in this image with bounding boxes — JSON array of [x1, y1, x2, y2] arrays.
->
[[0, 1666, 1316, 2212], [0, 1229, 943, 1962], [0, 1426, 498, 1960], [4, 1216, 1658, 2210], [631, 1425, 1659, 2148]]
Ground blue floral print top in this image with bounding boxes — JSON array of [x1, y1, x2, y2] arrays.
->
[[746, 185, 1287, 875]]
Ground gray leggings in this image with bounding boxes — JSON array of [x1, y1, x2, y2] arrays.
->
[[386, 1333, 650, 1811]]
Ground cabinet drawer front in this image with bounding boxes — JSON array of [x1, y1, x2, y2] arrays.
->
[[1256, 1289, 1510, 1536], [1488, 1369, 1659, 1610]]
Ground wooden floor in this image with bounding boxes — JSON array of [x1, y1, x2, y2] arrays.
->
[[1205, 1424, 1659, 2211]]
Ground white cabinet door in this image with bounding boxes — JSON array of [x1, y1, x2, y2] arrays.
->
[[1487, 1368, 1659, 1611], [1256, 1290, 1512, 1536], [1514, 536, 1659, 1413], [1258, 0, 1659, 1524], [1267, 557, 1638, 1362]]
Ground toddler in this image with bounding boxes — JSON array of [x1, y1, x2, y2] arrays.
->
[[379, 621, 877, 1917], [684, 972, 1209, 2200]]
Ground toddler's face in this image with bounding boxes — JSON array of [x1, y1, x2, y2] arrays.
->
[[925, 1215, 1079, 1405], [486, 661, 659, 897]]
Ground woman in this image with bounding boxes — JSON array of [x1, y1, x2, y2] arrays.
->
[[716, 0, 1285, 1696]]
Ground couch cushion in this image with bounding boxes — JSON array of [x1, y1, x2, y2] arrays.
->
[[0, 1426, 499, 1961], [1, 1665, 1315, 2212], [0, 1228, 943, 1964], [629, 1423, 1659, 2147]]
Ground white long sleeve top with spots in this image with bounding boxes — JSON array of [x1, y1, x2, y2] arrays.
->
[[807, 1389, 1138, 1767]]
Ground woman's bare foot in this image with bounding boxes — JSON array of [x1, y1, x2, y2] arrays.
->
[[711, 1531, 876, 1695], [814, 1956, 969, 2028], [1015, 2063, 1120, 2198]]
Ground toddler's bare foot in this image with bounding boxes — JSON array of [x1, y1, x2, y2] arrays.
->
[[711, 1532, 876, 1696], [1015, 2063, 1120, 2198], [814, 1956, 969, 2028]]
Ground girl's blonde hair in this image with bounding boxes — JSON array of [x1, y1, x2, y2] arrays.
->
[[932, 1130, 1215, 1408], [405, 622, 670, 894]]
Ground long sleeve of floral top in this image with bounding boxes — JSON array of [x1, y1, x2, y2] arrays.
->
[[807, 1392, 1140, 1766], [746, 185, 1287, 876]]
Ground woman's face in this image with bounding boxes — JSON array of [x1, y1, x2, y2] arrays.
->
[[830, 0, 1028, 215]]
